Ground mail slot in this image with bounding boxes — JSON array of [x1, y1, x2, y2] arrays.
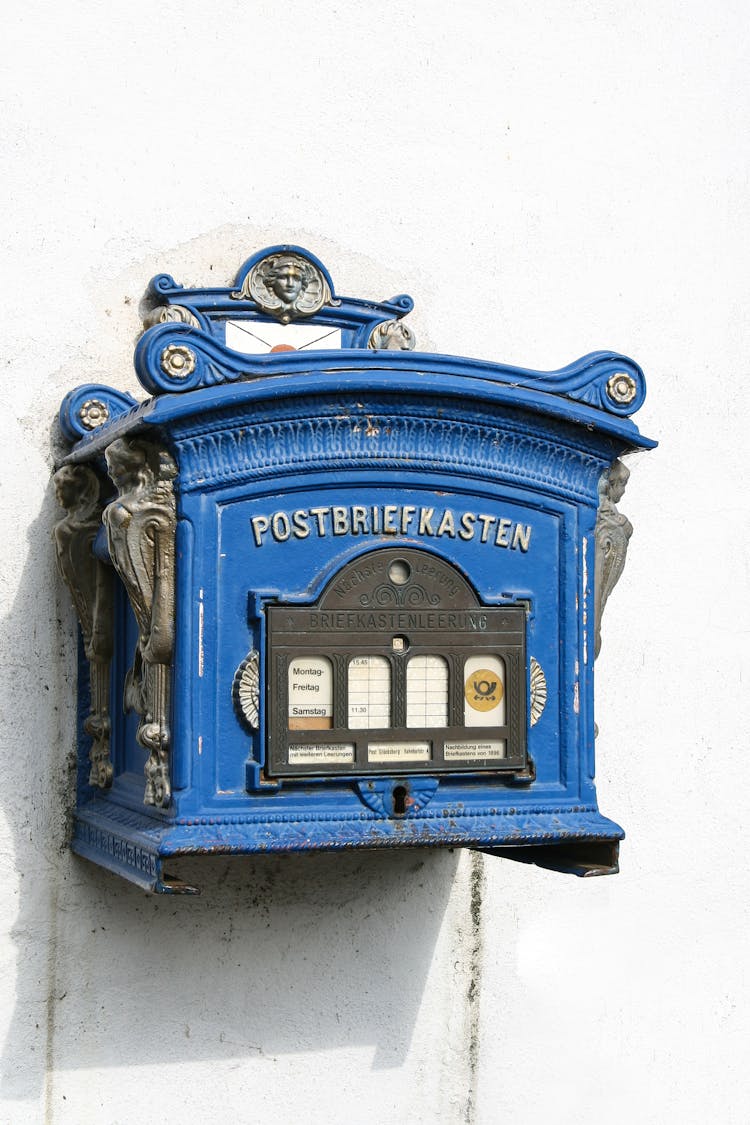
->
[[54, 244, 656, 892]]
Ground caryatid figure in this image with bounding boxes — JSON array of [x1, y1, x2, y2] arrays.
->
[[53, 463, 114, 787]]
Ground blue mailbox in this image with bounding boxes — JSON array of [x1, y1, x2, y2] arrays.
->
[[54, 246, 655, 893]]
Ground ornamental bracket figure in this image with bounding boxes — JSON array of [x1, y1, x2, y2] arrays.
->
[[594, 459, 633, 660], [103, 438, 177, 807], [53, 464, 115, 788]]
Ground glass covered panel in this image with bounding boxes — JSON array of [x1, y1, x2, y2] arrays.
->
[[463, 655, 506, 727], [406, 655, 449, 728], [348, 655, 391, 729], [288, 655, 333, 729]]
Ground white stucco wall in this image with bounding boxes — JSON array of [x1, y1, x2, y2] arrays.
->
[[1, 2, 747, 1122]]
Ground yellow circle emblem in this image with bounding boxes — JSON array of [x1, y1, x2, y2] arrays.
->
[[465, 669, 504, 712]]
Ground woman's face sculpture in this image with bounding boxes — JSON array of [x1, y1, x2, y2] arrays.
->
[[608, 461, 630, 503], [106, 439, 147, 491], [270, 262, 304, 307], [54, 465, 99, 512], [54, 466, 79, 509]]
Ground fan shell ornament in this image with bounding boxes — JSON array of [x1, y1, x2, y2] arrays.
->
[[233, 650, 260, 730], [529, 657, 547, 726]]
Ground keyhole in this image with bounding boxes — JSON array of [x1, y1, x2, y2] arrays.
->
[[393, 785, 407, 815]]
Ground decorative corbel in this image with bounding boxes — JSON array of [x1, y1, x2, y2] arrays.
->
[[53, 464, 115, 788], [594, 459, 633, 659], [103, 438, 177, 807]]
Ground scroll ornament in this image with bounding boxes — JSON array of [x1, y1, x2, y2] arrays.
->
[[53, 464, 115, 788], [103, 438, 177, 807], [368, 319, 416, 351], [141, 303, 201, 332]]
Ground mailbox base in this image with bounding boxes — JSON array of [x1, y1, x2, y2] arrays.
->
[[483, 840, 620, 877], [71, 798, 624, 894]]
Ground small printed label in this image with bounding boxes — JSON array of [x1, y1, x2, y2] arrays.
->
[[368, 741, 431, 763], [288, 744, 355, 765], [444, 740, 506, 761]]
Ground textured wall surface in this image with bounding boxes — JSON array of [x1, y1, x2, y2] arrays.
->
[[1, 3, 747, 1123]]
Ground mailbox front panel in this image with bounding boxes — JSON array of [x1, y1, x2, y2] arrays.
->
[[200, 473, 570, 804]]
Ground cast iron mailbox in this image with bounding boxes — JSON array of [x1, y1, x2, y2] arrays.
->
[[54, 245, 655, 893]]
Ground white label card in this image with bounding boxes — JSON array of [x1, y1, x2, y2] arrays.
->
[[444, 740, 506, 761], [348, 655, 391, 729], [368, 741, 431, 763], [406, 655, 449, 728], [289, 744, 355, 765], [463, 655, 506, 727], [288, 656, 333, 729]]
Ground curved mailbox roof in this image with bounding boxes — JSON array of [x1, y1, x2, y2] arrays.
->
[[59, 245, 656, 459]]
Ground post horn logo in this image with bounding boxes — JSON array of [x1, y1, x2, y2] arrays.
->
[[465, 669, 504, 711]]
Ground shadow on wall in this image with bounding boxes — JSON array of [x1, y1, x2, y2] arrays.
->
[[0, 478, 459, 1102]]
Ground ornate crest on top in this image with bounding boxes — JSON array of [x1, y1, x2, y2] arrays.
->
[[232, 250, 333, 323]]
